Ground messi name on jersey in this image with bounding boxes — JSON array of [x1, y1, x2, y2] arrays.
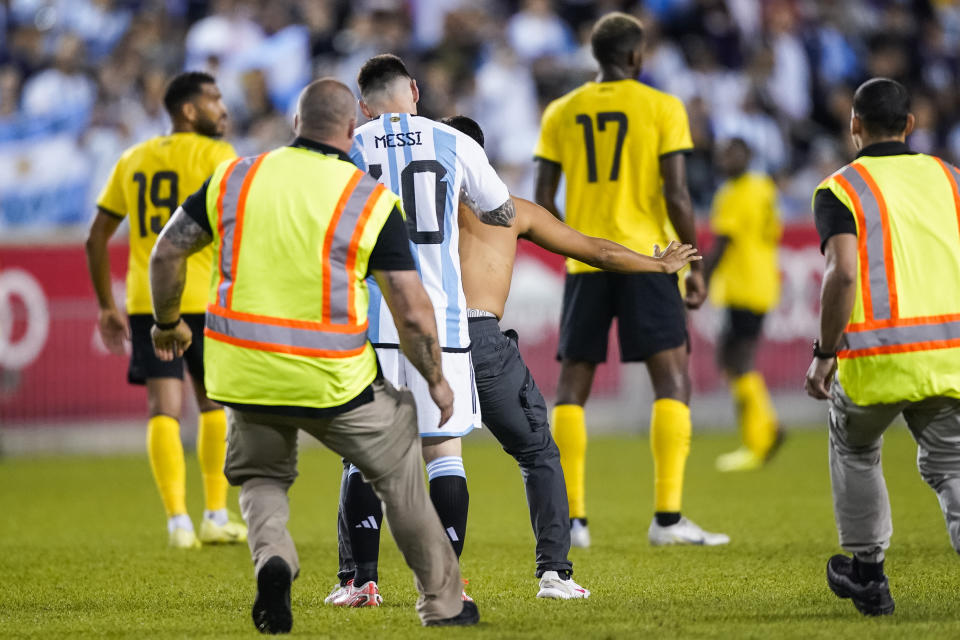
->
[[374, 131, 423, 148]]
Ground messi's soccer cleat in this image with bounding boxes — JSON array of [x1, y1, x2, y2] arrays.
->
[[715, 447, 764, 472], [827, 555, 895, 616], [169, 526, 201, 549], [199, 515, 248, 544], [570, 518, 591, 548], [536, 571, 590, 599], [345, 581, 382, 607], [324, 580, 353, 606], [252, 556, 293, 634], [648, 517, 730, 546]]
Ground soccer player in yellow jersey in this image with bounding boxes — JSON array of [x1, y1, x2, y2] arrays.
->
[[534, 12, 728, 547], [704, 138, 784, 473], [84, 72, 246, 549]]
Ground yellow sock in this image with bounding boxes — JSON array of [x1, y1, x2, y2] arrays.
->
[[147, 415, 187, 517], [650, 398, 691, 513], [197, 409, 229, 513], [732, 372, 778, 455], [552, 404, 587, 519]]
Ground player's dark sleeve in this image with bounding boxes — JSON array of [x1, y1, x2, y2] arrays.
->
[[180, 178, 212, 236], [813, 189, 857, 254], [367, 205, 416, 273]]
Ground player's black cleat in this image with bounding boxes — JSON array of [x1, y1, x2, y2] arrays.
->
[[252, 556, 293, 634], [826, 554, 895, 616], [424, 601, 480, 627]]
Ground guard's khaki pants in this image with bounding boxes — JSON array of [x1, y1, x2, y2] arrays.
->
[[828, 379, 960, 558], [224, 380, 463, 624]]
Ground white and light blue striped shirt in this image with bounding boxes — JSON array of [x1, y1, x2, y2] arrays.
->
[[351, 113, 510, 350]]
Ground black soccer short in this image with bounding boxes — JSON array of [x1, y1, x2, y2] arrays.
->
[[128, 313, 206, 385], [720, 307, 766, 342], [557, 272, 688, 363]]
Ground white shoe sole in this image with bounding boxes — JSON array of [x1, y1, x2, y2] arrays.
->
[[537, 586, 589, 599]]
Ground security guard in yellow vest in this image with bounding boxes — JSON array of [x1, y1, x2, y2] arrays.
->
[[148, 78, 478, 631], [805, 78, 960, 617]]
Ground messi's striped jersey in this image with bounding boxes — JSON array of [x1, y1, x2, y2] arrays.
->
[[351, 113, 510, 350]]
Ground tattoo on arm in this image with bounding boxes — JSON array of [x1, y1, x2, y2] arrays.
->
[[408, 333, 442, 384], [476, 198, 516, 227], [150, 209, 212, 322], [161, 209, 213, 254]]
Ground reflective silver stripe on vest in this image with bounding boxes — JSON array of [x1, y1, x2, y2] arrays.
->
[[327, 174, 380, 324], [845, 320, 960, 352], [839, 165, 892, 320], [206, 312, 368, 353], [217, 155, 261, 307], [943, 161, 960, 200]]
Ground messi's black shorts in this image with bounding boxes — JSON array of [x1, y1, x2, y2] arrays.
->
[[128, 313, 206, 385], [720, 307, 766, 342], [557, 272, 688, 363]]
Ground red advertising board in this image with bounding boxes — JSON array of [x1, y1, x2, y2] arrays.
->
[[0, 225, 824, 424], [0, 243, 144, 423]]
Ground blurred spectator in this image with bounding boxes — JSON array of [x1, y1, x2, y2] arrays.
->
[[21, 34, 95, 119], [506, 0, 575, 62], [3, 0, 960, 233]]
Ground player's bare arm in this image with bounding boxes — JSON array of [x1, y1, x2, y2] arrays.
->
[[85, 208, 129, 355], [805, 233, 857, 400], [533, 158, 564, 221], [661, 152, 706, 308], [372, 268, 454, 426], [148, 208, 212, 361], [517, 197, 700, 274]]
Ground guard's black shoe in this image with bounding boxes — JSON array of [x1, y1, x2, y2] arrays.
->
[[826, 554, 895, 616], [252, 556, 293, 634], [424, 601, 480, 627]]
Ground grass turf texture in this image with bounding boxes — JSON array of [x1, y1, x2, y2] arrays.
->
[[2, 427, 959, 639]]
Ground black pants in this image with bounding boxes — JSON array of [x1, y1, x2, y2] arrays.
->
[[336, 316, 573, 579]]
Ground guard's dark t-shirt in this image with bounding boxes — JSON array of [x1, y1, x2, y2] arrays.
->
[[813, 141, 914, 253]]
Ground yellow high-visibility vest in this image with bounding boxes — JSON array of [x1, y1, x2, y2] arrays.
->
[[814, 152, 960, 405], [202, 147, 399, 408]]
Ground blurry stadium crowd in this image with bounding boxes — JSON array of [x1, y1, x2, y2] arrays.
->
[[3, 0, 960, 229]]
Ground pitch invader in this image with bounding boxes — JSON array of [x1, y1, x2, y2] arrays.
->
[[326, 54, 515, 607], [85, 72, 247, 548], [534, 13, 728, 547]]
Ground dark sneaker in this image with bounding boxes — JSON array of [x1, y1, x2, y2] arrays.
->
[[252, 556, 293, 634], [826, 555, 895, 616], [424, 601, 480, 627]]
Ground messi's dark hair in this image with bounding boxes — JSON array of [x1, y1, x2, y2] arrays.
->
[[357, 54, 411, 97]]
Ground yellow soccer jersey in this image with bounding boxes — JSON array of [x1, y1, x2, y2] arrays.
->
[[709, 172, 782, 314], [96, 133, 235, 315], [535, 79, 693, 273]]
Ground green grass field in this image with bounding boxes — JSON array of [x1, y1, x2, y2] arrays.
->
[[2, 427, 959, 638]]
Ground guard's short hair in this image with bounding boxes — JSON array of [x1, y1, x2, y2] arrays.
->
[[163, 71, 216, 118], [853, 78, 911, 136], [591, 12, 644, 67], [357, 54, 411, 98], [440, 115, 484, 148]]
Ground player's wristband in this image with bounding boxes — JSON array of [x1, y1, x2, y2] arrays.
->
[[154, 318, 181, 331], [813, 339, 837, 360]]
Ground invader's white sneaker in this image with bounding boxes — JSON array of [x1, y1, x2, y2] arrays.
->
[[570, 519, 591, 548], [324, 579, 353, 606], [536, 571, 590, 599], [648, 517, 730, 547]]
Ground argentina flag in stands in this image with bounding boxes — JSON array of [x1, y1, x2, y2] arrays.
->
[[351, 112, 510, 350]]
